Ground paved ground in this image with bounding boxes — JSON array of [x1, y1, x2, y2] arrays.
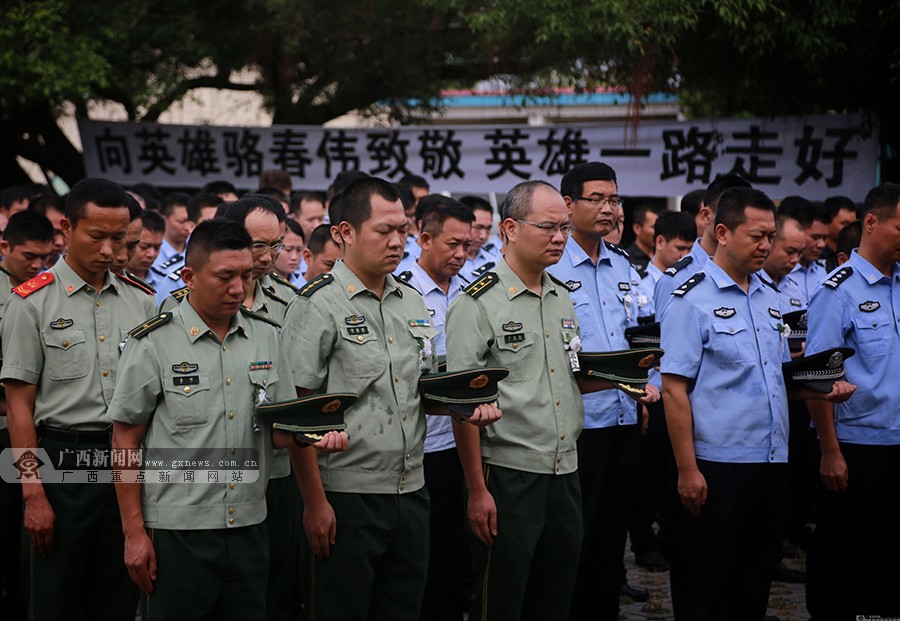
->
[[620, 546, 807, 620]]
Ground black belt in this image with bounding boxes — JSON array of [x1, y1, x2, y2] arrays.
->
[[38, 425, 112, 445]]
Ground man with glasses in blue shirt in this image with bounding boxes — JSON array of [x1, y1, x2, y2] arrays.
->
[[547, 162, 661, 621]]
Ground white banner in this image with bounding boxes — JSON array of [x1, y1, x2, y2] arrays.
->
[[78, 115, 878, 200]]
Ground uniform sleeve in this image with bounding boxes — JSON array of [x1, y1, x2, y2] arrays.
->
[[0, 295, 42, 384], [445, 294, 491, 371], [805, 285, 847, 356], [654, 275, 678, 321], [273, 329, 297, 402], [281, 296, 335, 390], [142, 294, 158, 320], [660, 297, 704, 380], [107, 336, 162, 425]]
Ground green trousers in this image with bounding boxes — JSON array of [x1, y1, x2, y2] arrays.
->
[[303, 488, 430, 621], [145, 522, 269, 621], [468, 464, 583, 621], [25, 436, 137, 621]]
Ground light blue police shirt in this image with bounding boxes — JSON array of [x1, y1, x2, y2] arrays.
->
[[655, 239, 710, 320], [547, 237, 642, 428], [660, 259, 791, 463], [790, 259, 828, 307], [806, 251, 900, 445]]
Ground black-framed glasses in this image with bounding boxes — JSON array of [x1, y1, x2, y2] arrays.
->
[[515, 219, 576, 236], [251, 242, 285, 255], [572, 195, 622, 208]]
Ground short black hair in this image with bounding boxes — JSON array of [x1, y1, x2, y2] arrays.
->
[[417, 195, 475, 237], [680, 189, 705, 217], [65, 178, 132, 227], [219, 195, 287, 226], [500, 180, 557, 222], [632, 202, 663, 226], [715, 187, 777, 232], [394, 183, 416, 212], [126, 193, 142, 221], [703, 174, 751, 214], [28, 195, 66, 218], [327, 170, 369, 200], [785, 204, 828, 229], [823, 195, 857, 220], [339, 177, 402, 231], [560, 162, 617, 198], [836, 220, 862, 257], [862, 183, 900, 220], [2, 186, 32, 210], [284, 218, 304, 240], [187, 193, 223, 223], [290, 190, 324, 217], [460, 195, 493, 215], [185, 218, 252, 269], [3, 211, 54, 247], [202, 180, 238, 197], [140, 209, 166, 235], [259, 169, 292, 193], [256, 186, 290, 206], [307, 223, 339, 255], [161, 192, 191, 218], [654, 210, 696, 243], [399, 174, 429, 190]]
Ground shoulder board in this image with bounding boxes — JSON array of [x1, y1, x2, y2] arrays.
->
[[463, 272, 498, 299], [158, 254, 184, 271], [128, 312, 173, 339], [672, 272, 706, 297], [395, 276, 422, 295], [757, 274, 779, 292], [12, 273, 54, 298], [299, 272, 334, 297], [823, 266, 853, 289], [166, 267, 184, 282], [240, 307, 282, 329], [116, 272, 154, 296], [663, 255, 693, 277], [458, 274, 470, 285], [633, 263, 648, 279], [270, 272, 302, 293], [549, 273, 575, 292], [396, 270, 412, 283], [605, 241, 629, 258], [472, 262, 496, 278], [262, 285, 289, 306], [169, 286, 190, 302]]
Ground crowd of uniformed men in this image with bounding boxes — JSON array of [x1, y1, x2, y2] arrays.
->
[[0, 162, 896, 621]]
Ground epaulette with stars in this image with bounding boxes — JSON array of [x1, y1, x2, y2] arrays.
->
[[128, 312, 173, 339], [463, 272, 498, 299], [299, 273, 334, 298], [152, 254, 184, 275], [12, 272, 54, 298], [663, 255, 693, 277], [672, 272, 706, 297], [240, 307, 282, 329], [270, 272, 302, 294], [166, 267, 184, 282], [604, 241, 630, 258], [169, 286, 189, 302], [471, 262, 496, 279], [262, 285, 289, 306], [394, 274, 422, 295], [823, 266, 853, 289], [396, 270, 413, 283]]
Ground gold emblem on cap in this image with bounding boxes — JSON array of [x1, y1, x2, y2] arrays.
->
[[347, 285, 357, 293], [469, 374, 489, 389], [321, 399, 342, 413], [638, 354, 655, 368], [190, 327, 200, 336]]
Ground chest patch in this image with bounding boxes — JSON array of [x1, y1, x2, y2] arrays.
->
[[561, 318, 576, 330], [347, 326, 369, 335], [714, 307, 736, 319], [790, 298, 802, 307], [172, 362, 198, 374], [618, 282, 631, 291], [49, 318, 74, 330], [344, 314, 366, 325], [566, 280, 582, 291], [768, 308, 782, 319], [859, 300, 881, 313], [504, 333, 526, 344], [172, 376, 199, 386], [502, 321, 523, 332]]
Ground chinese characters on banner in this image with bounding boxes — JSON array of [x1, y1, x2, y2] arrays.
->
[[78, 115, 878, 200]]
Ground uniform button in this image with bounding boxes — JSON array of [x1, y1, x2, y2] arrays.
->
[[402, 473, 408, 481], [229, 507, 235, 514], [560, 434, 565, 441], [229, 518, 235, 525], [62, 341, 69, 348], [555, 400, 560, 406], [357, 335, 365, 342], [756, 327, 760, 332], [183, 387, 191, 394], [406, 453, 411, 460], [222, 345, 227, 351], [402, 415, 407, 421], [226, 378, 232, 385], [102, 370, 109, 377], [231, 448, 237, 455], [764, 361, 767, 366], [512, 344, 518, 350], [399, 485, 405, 491], [545, 332, 550, 338], [230, 482, 236, 489], [96, 302, 101, 308], [556, 457, 562, 463], [228, 412, 235, 420], [550, 367, 555, 373], [388, 337, 394, 343], [394, 376, 400, 382], [98, 335, 106, 342]]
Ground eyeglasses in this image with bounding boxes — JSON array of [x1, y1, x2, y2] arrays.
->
[[251, 242, 285, 255], [572, 195, 622, 208], [515, 219, 576, 237]]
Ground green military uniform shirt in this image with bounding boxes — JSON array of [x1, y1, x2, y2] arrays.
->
[[0, 265, 11, 432], [445, 258, 585, 475], [282, 260, 437, 494], [107, 300, 295, 529], [264, 273, 299, 307], [0, 259, 157, 429]]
